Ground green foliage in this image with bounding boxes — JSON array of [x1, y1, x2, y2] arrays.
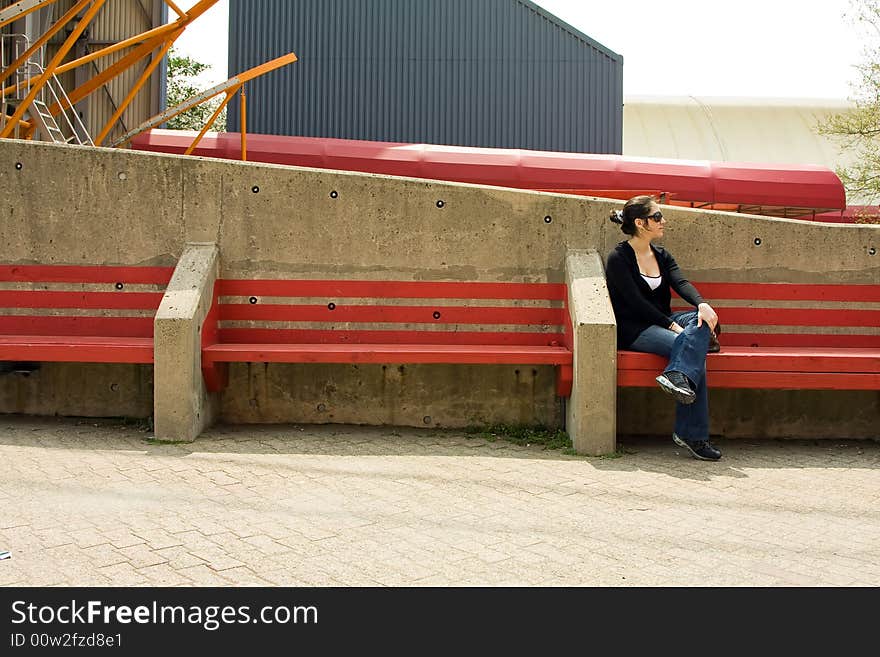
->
[[464, 424, 573, 451], [818, 0, 880, 217], [165, 47, 226, 132]]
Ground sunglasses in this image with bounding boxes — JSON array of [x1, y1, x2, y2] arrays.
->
[[642, 211, 663, 222]]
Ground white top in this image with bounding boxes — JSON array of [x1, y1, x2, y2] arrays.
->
[[641, 273, 662, 291]]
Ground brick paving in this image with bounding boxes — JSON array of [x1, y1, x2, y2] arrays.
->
[[1, 416, 878, 586]]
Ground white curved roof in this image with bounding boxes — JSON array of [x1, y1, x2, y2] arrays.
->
[[623, 95, 862, 202]]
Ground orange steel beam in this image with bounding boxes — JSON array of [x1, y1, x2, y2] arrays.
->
[[164, 0, 185, 19], [44, 0, 218, 116], [3, 0, 217, 99], [0, 0, 106, 139], [53, 21, 180, 76], [0, 0, 58, 30], [56, 0, 217, 74], [110, 52, 297, 148], [183, 86, 237, 156], [45, 33, 165, 115], [0, 21, 176, 99], [93, 30, 182, 145], [0, 0, 93, 89]]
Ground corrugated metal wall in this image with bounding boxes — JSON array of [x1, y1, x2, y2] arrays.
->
[[228, 0, 623, 154], [1, 0, 166, 144]]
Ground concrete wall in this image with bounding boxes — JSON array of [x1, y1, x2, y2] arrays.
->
[[1, 138, 878, 441]]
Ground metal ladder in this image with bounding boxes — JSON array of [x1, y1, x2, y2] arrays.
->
[[28, 97, 66, 143], [1, 34, 93, 145], [27, 70, 93, 145], [26, 64, 93, 145]]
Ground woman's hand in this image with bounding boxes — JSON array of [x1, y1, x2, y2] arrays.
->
[[697, 303, 718, 332], [668, 322, 685, 334]]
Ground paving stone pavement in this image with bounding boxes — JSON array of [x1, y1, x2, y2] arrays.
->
[[1, 416, 879, 587]]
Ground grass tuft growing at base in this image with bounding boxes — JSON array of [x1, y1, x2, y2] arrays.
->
[[464, 424, 573, 452]]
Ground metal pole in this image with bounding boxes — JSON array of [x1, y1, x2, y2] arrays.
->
[[183, 87, 237, 156], [240, 84, 247, 161]]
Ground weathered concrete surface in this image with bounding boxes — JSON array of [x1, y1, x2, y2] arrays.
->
[[2, 417, 880, 586], [219, 363, 562, 429], [0, 138, 878, 441], [600, 205, 879, 284], [0, 364, 152, 419], [565, 250, 617, 455], [154, 243, 220, 441], [619, 388, 880, 441]]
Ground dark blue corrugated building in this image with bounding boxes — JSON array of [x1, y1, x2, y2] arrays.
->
[[228, 0, 623, 154]]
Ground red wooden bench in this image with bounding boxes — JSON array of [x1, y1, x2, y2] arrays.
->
[[200, 278, 573, 395], [617, 282, 880, 390], [0, 264, 174, 364]]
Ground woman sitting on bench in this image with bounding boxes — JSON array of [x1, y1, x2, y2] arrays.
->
[[606, 195, 722, 462]]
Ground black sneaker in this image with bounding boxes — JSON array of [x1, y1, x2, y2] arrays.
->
[[655, 370, 696, 404], [673, 433, 722, 461]]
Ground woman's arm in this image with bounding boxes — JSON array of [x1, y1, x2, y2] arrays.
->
[[662, 251, 719, 330], [664, 251, 705, 307]]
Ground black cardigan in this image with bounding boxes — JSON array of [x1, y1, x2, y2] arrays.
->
[[605, 241, 705, 348]]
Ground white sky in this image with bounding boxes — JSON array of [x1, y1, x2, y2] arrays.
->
[[174, 0, 866, 99]]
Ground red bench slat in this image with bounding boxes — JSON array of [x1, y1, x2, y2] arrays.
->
[[618, 348, 880, 373], [218, 279, 567, 300], [670, 306, 880, 327], [203, 343, 572, 365], [0, 291, 165, 310], [0, 316, 155, 337], [219, 303, 566, 326], [0, 265, 174, 285], [217, 328, 565, 346], [0, 336, 154, 363], [718, 333, 880, 349], [684, 282, 880, 303]]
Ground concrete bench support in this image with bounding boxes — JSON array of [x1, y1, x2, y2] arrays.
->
[[153, 243, 220, 441], [565, 249, 617, 456]]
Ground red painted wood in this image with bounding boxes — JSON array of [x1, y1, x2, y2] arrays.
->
[[0, 316, 154, 337], [682, 282, 880, 303], [0, 265, 173, 285], [201, 362, 228, 393], [218, 279, 567, 300], [0, 336, 154, 363], [203, 343, 573, 365], [219, 303, 566, 326], [717, 333, 880, 349], [201, 287, 221, 349], [618, 347, 880, 373], [556, 364, 573, 397], [684, 307, 880, 327], [617, 368, 880, 390], [0, 291, 164, 310], [217, 328, 565, 346]]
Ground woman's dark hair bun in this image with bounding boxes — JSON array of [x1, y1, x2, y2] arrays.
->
[[609, 210, 624, 225]]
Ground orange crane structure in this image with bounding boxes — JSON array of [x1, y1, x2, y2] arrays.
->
[[0, 0, 295, 154]]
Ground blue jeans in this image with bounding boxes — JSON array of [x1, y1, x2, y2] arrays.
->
[[629, 311, 711, 442]]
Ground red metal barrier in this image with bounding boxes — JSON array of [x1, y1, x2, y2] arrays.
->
[[131, 129, 848, 220]]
